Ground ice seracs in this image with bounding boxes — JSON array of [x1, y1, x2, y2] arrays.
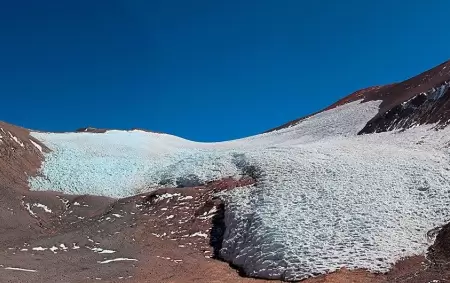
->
[[27, 99, 450, 280]]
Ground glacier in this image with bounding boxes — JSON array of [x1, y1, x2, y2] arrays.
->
[[29, 99, 450, 280]]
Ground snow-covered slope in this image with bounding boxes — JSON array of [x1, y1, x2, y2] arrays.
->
[[29, 100, 380, 197], [29, 98, 450, 281]]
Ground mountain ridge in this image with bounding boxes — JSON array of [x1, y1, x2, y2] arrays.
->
[[270, 59, 450, 136], [2, 60, 450, 282]]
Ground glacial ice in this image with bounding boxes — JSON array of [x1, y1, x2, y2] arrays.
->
[[29, 130, 242, 197], [29, 100, 450, 280]]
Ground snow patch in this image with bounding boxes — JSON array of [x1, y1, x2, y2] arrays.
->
[[98, 258, 138, 264], [30, 140, 43, 153], [199, 206, 218, 220], [178, 196, 193, 201], [8, 132, 24, 147], [155, 193, 181, 202], [4, 267, 37, 273], [23, 203, 37, 218], [32, 247, 47, 251], [99, 249, 116, 254], [87, 247, 116, 254], [32, 203, 52, 213], [59, 244, 68, 251], [190, 232, 208, 238]]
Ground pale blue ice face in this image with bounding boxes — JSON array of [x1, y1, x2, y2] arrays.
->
[[29, 130, 245, 197]]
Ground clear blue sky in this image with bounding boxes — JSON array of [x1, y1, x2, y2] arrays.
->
[[1, 1, 449, 141]]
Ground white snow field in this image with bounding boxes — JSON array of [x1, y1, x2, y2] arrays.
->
[[29, 99, 450, 280]]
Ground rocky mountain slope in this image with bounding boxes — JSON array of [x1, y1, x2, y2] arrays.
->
[[2, 60, 450, 282]]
